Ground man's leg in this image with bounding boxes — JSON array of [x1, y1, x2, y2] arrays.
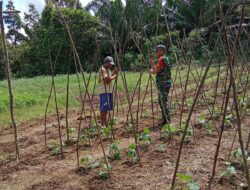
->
[[158, 85, 167, 126], [100, 111, 108, 126]]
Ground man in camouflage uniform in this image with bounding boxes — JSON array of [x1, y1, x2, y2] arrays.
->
[[150, 45, 172, 126]]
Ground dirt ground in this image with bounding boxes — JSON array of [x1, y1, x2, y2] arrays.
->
[[0, 82, 250, 190]]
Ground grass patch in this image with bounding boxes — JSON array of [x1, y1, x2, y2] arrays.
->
[[0, 65, 224, 126]]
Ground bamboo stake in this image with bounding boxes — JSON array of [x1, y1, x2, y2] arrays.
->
[[51, 1, 111, 177], [48, 42, 64, 158], [0, 1, 19, 162], [209, 1, 249, 188], [170, 6, 230, 188], [65, 52, 71, 142]]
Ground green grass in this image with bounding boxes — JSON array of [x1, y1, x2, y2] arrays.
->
[[0, 65, 223, 126], [0, 72, 150, 126]]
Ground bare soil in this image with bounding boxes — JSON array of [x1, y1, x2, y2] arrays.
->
[[0, 81, 249, 190]]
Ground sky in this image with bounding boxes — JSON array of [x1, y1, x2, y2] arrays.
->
[[2, 0, 92, 18]]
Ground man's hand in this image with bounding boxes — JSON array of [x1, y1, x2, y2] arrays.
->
[[150, 59, 154, 66]]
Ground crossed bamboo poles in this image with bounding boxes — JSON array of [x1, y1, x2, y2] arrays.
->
[[39, 1, 250, 188]]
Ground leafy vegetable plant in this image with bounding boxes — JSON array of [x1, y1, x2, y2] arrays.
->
[[127, 143, 138, 164], [232, 148, 250, 166], [138, 128, 151, 146], [220, 163, 236, 178], [176, 173, 200, 190], [99, 161, 112, 179], [157, 143, 166, 152], [67, 127, 76, 141], [47, 141, 61, 155], [161, 123, 178, 138], [198, 115, 212, 134], [109, 141, 121, 160]]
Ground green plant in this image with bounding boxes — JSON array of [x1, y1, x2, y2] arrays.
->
[[98, 161, 112, 179], [186, 128, 193, 138], [138, 128, 151, 146], [80, 155, 93, 169], [199, 115, 212, 134], [220, 163, 236, 178], [47, 141, 61, 155], [109, 141, 121, 160], [176, 173, 200, 190], [213, 106, 221, 117], [67, 127, 76, 140], [127, 143, 138, 163], [161, 123, 178, 138], [225, 114, 233, 127], [109, 117, 118, 125], [98, 170, 108, 179], [142, 110, 149, 118], [157, 143, 166, 152], [172, 99, 178, 114], [79, 128, 89, 144], [232, 148, 250, 166], [89, 125, 98, 136], [102, 125, 112, 137], [187, 98, 194, 107]]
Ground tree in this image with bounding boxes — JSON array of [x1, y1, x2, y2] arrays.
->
[[3, 0, 26, 45], [23, 4, 40, 39]]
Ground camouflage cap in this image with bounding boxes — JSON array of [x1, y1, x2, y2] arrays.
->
[[156, 44, 166, 51], [153, 44, 166, 52]]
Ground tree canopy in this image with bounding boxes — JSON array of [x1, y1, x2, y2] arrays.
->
[[0, 0, 249, 79]]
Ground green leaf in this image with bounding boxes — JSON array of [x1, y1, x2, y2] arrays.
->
[[68, 127, 76, 134], [188, 180, 200, 190], [177, 173, 192, 183]]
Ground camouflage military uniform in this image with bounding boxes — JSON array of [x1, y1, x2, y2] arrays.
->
[[156, 56, 172, 124]]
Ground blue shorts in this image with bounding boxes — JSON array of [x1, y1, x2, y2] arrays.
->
[[99, 93, 113, 112]]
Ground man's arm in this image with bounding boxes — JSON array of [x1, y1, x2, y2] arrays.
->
[[103, 69, 118, 84], [149, 58, 161, 74]]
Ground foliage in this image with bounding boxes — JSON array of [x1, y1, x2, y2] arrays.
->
[[3, 0, 26, 45], [157, 143, 166, 152], [176, 173, 200, 190], [127, 143, 138, 163], [102, 125, 112, 137], [109, 141, 121, 160], [225, 114, 233, 127], [47, 140, 62, 155], [137, 128, 151, 146], [161, 123, 179, 138], [232, 148, 250, 166], [219, 163, 236, 178], [198, 115, 212, 134]]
